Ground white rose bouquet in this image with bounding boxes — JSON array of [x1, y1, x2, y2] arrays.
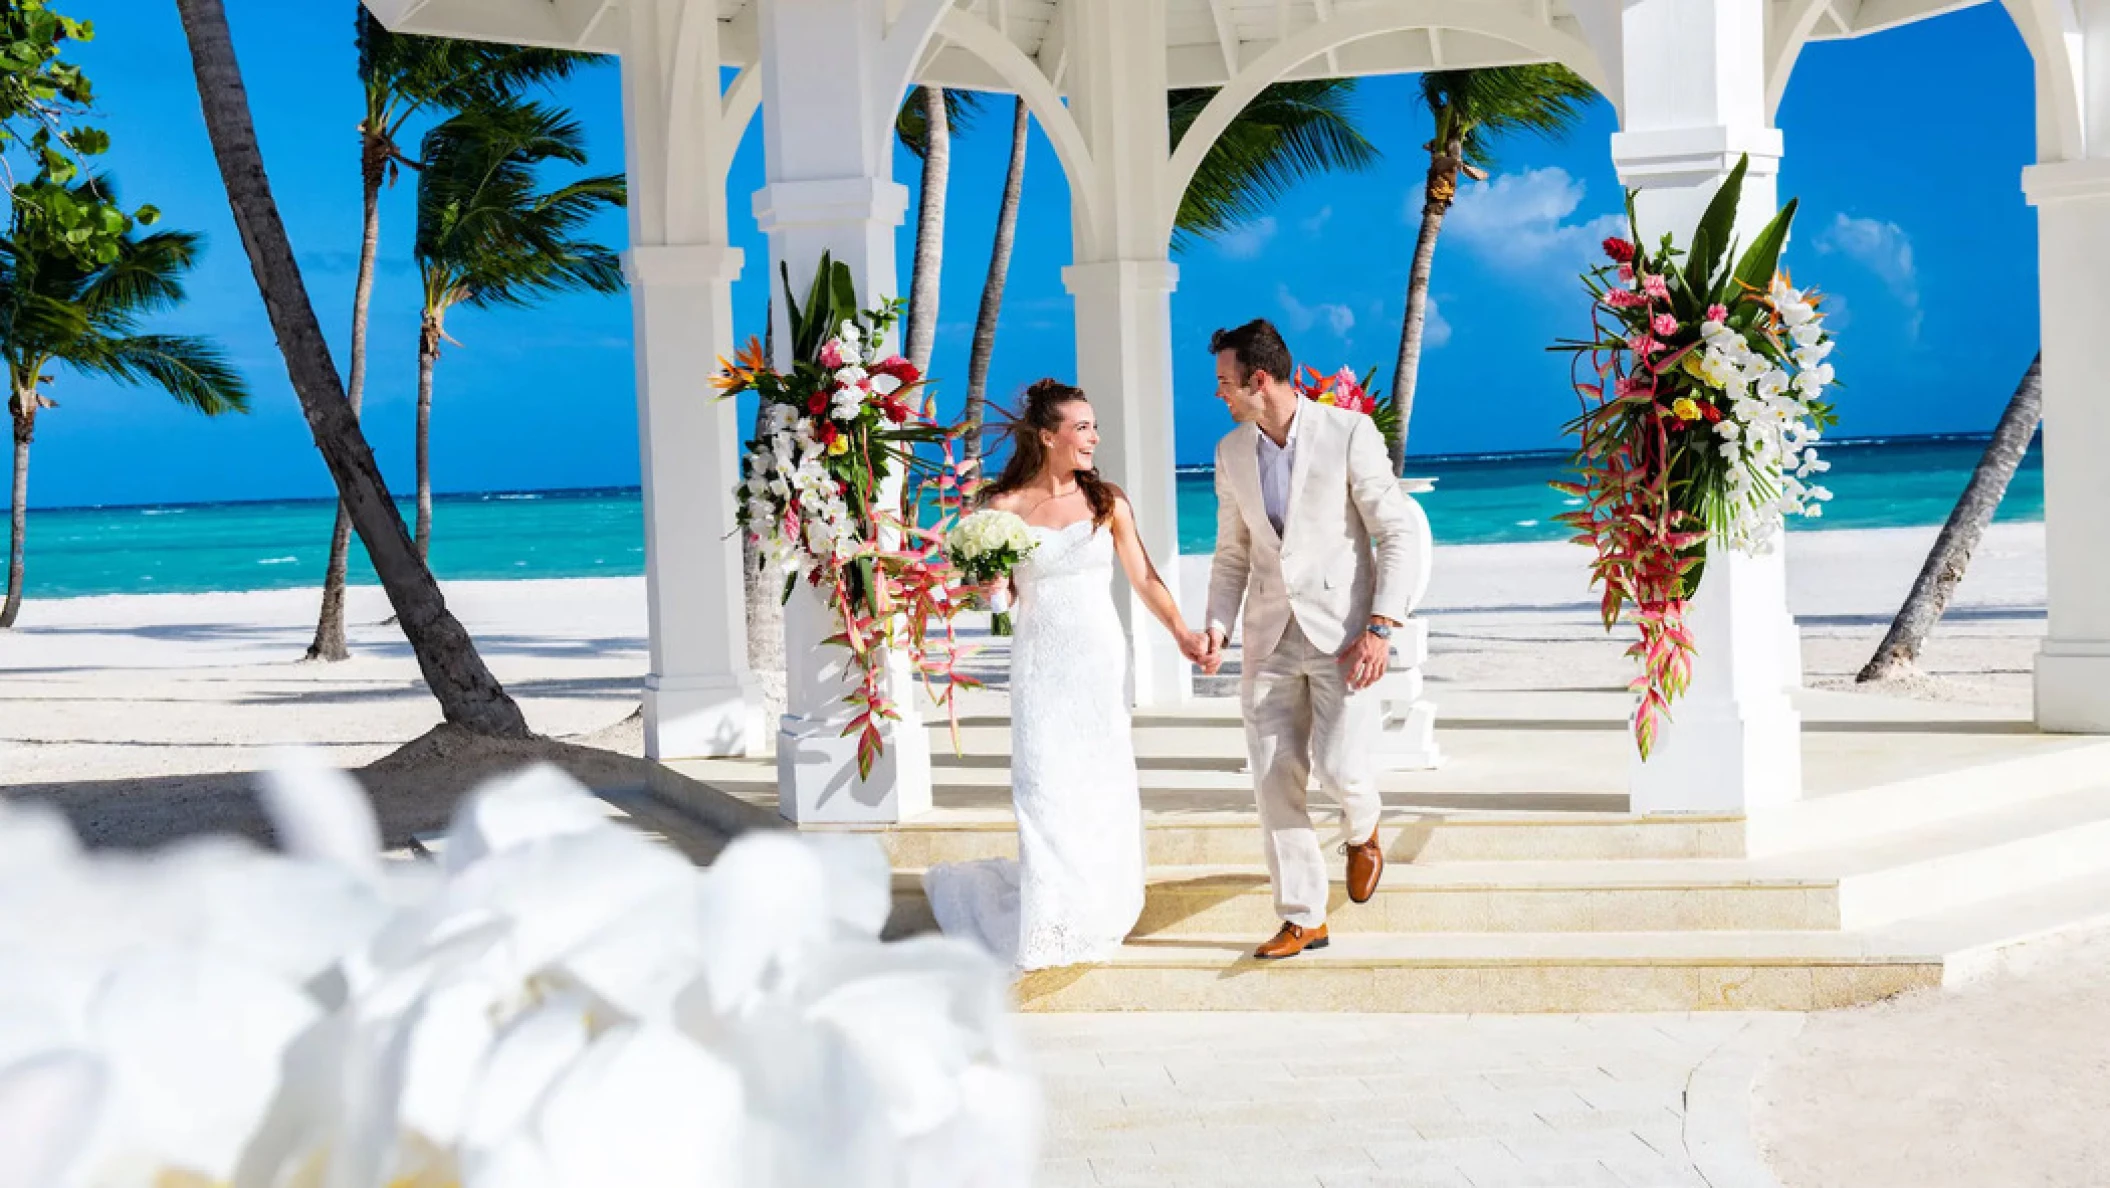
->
[[946, 509, 1037, 635]]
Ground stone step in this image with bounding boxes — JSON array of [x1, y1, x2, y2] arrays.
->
[[1747, 736, 2110, 856], [840, 807, 1745, 867], [893, 859, 1838, 936], [1010, 868, 2110, 1013]]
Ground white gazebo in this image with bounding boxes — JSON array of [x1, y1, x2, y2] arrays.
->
[[364, 0, 2110, 827]]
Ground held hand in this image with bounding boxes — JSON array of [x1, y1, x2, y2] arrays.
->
[[1200, 626, 1227, 676], [1338, 629, 1391, 692]]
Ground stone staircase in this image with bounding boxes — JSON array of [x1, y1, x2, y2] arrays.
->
[[652, 692, 2110, 1014]]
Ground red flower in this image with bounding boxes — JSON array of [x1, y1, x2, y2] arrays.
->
[[818, 420, 839, 446], [881, 397, 911, 424], [1602, 237, 1636, 264], [870, 355, 921, 386], [807, 391, 828, 415], [1699, 402, 1723, 423]]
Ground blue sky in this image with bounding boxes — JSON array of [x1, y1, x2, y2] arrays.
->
[[32, 1, 2039, 509]]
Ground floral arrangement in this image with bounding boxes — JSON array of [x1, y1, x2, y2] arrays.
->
[[1293, 364, 1404, 448], [946, 508, 1037, 636], [0, 756, 1039, 1187], [1552, 155, 1839, 758], [718, 254, 976, 777]]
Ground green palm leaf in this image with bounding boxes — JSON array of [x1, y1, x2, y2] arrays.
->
[[1170, 79, 1378, 246], [1420, 64, 1597, 172], [79, 333, 248, 415]]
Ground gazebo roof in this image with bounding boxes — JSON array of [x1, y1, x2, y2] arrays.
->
[[365, 0, 1984, 90]]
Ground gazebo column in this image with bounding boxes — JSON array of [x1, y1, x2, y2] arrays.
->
[[1062, 0, 1191, 707], [619, 0, 762, 760], [753, 0, 932, 822], [1612, 0, 1801, 813], [2027, 154, 2110, 732]]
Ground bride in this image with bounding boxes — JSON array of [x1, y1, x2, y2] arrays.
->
[[923, 378, 1207, 971]]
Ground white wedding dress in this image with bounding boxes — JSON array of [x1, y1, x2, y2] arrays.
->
[[922, 520, 1146, 971]]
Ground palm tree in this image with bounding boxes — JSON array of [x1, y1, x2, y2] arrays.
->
[[1387, 66, 1596, 471], [959, 96, 1029, 466], [0, 179, 249, 628], [308, 11, 599, 662], [897, 86, 981, 376], [1859, 355, 2043, 683], [174, 0, 529, 738], [955, 81, 1379, 463], [409, 99, 624, 560]]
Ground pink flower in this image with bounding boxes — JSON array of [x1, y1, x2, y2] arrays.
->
[[1614, 376, 1652, 398], [1652, 313, 1680, 336], [818, 340, 844, 370], [1603, 289, 1648, 309], [1706, 303, 1729, 323], [1629, 334, 1660, 357], [1617, 264, 1634, 284], [1641, 274, 1670, 301]]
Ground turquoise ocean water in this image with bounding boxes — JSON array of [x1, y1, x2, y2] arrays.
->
[[7, 437, 2042, 600]]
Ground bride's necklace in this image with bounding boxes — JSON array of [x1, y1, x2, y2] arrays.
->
[[1020, 480, 1080, 517]]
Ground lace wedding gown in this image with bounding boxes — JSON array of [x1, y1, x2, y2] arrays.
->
[[923, 520, 1146, 971]]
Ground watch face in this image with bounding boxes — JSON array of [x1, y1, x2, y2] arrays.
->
[[1368, 624, 1392, 638]]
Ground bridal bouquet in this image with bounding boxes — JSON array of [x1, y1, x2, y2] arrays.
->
[[947, 509, 1037, 636], [717, 253, 976, 777], [1552, 154, 1840, 758]]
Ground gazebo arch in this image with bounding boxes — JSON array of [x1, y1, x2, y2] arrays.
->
[[931, 7, 1104, 251], [1160, 0, 1617, 250]]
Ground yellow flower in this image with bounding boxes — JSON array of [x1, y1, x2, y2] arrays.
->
[[1681, 353, 1708, 380], [827, 435, 851, 456], [1671, 397, 1702, 422]]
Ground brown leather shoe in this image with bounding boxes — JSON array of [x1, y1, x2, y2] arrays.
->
[[1343, 831, 1385, 904], [1253, 921, 1329, 960]]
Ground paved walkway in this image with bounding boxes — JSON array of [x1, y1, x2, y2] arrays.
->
[[1022, 1012, 1802, 1188]]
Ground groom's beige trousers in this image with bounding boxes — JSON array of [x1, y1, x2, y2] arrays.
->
[[1241, 616, 1383, 929]]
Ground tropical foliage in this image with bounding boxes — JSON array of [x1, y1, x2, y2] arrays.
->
[[1, 178, 248, 628], [1168, 79, 1378, 248], [410, 98, 625, 557], [1293, 363, 1403, 447], [1552, 156, 1838, 758], [719, 255, 975, 777]]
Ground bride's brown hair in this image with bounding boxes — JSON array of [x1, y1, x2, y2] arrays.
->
[[982, 378, 1115, 528]]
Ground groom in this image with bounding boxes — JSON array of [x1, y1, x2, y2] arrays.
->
[[1199, 319, 1420, 960]]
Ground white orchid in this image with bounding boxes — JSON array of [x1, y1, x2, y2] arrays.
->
[[0, 759, 1039, 1188]]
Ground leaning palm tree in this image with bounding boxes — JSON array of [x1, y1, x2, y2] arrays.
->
[[409, 99, 625, 560], [0, 178, 250, 629], [896, 86, 980, 376], [174, 0, 529, 737], [308, 10, 600, 662], [1859, 355, 2043, 683], [1388, 65, 1596, 471]]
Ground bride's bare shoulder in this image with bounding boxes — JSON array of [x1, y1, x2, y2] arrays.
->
[[982, 488, 1026, 514]]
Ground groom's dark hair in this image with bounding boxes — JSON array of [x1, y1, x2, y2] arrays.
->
[[1209, 319, 1294, 388]]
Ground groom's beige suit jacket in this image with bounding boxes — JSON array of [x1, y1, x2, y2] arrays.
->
[[1206, 400, 1421, 660]]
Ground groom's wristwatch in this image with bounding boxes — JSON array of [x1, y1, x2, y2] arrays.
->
[[1365, 622, 1394, 640]]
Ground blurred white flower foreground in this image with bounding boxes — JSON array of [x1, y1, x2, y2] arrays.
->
[[0, 754, 1039, 1187]]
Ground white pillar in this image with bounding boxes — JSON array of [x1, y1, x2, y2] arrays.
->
[[619, 0, 762, 760], [2028, 157, 2110, 731], [1062, 0, 1192, 708], [1611, 0, 1802, 813], [753, 0, 932, 822]]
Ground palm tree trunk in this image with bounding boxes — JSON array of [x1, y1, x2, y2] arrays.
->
[[175, 0, 529, 738], [1389, 145, 1457, 475], [307, 136, 386, 662], [962, 97, 1028, 466], [416, 309, 439, 562], [1859, 354, 2044, 683], [904, 86, 949, 374], [1, 403, 31, 630]]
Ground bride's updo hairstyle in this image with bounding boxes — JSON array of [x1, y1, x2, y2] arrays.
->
[[983, 378, 1116, 528]]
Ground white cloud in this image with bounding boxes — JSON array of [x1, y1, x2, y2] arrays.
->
[[1815, 213, 1920, 336], [1441, 167, 1624, 272], [1420, 295, 1452, 350], [1217, 216, 1278, 259], [1301, 205, 1334, 235], [1276, 284, 1356, 345]]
